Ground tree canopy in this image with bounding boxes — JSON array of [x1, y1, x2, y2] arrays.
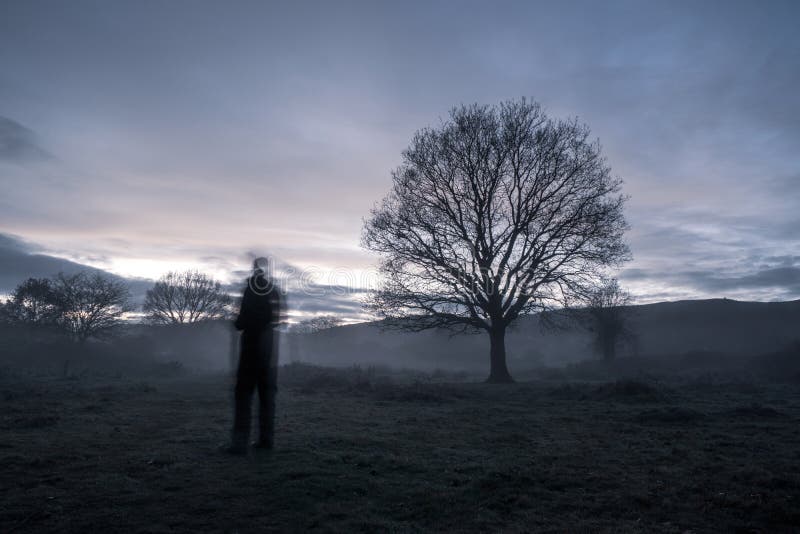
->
[[143, 270, 233, 324], [363, 99, 629, 381]]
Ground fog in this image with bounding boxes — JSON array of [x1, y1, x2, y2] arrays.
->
[[4, 298, 799, 381]]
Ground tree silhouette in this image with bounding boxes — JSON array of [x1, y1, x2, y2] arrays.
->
[[584, 278, 632, 362], [3, 277, 60, 326], [51, 272, 132, 342], [143, 270, 233, 324], [362, 99, 629, 382], [291, 315, 343, 334]]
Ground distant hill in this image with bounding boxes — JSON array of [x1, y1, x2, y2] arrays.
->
[[284, 299, 800, 372], [622, 298, 800, 357]]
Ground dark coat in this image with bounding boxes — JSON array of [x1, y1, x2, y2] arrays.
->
[[234, 274, 281, 333]]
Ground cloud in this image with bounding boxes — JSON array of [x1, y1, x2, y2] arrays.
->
[[226, 259, 371, 321], [284, 289, 368, 319], [621, 262, 800, 302], [0, 233, 91, 290], [0, 233, 152, 302], [0, 233, 370, 319], [680, 267, 800, 295], [0, 116, 52, 162], [0, 1, 798, 308]]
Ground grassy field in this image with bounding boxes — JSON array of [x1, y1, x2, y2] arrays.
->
[[2, 364, 799, 533]]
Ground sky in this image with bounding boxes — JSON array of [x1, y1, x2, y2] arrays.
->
[[1, 0, 799, 320]]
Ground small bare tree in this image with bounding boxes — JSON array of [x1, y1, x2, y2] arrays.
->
[[51, 271, 133, 342], [584, 278, 633, 362], [291, 315, 343, 334], [143, 270, 233, 324], [362, 99, 629, 382], [3, 277, 60, 325]]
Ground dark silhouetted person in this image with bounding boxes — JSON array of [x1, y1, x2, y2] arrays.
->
[[228, 257, 282, 454]]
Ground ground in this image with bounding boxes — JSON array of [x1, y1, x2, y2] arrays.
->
[[2, 365, 799, 533]]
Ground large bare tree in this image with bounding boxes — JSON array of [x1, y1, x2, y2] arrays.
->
[[143, 270, 233, 324], [52, 271, 133, 342], [362, 99, 629, 382]]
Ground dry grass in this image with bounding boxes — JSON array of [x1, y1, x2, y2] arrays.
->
[[2, 367, 799, 533]]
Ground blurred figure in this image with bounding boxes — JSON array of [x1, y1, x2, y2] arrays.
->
[[228, 257, 282, 454]]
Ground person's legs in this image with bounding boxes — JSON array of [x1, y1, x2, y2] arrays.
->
[[255, 362, 276, 448], [231, 352, 257, 453]]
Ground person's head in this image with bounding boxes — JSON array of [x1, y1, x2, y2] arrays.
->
[[252, 256, 271, 277], [249, 256, 275, 295]]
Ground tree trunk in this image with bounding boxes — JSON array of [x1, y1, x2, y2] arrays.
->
[[486, 326, 514, 383]]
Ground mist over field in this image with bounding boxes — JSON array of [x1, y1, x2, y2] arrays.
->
[[6, 297, 800, 376], [2, 0, 800, 532]]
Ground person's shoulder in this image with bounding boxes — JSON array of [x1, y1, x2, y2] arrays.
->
[[242, 277, 254, 294]]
